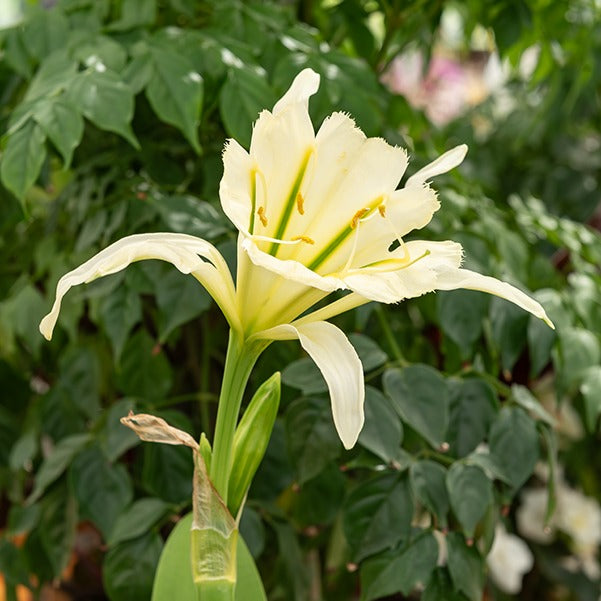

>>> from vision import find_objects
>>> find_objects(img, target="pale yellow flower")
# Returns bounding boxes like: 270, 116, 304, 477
40, 69, 552, 449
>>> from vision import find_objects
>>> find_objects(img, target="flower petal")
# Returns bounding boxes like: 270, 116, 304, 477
40, 233, 239, 340
406, 144, 468, 186
220, 138, 254, 234
255, 321, 365, 449
435, 268, 554, 328
273, 68, 320, 115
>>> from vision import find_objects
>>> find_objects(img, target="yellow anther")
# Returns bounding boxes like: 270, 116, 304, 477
296, 193, 305, 215
291, 235, 314, 245
351, 208, 369, 229
257, 206, 268, 227
378, 205, 386, 217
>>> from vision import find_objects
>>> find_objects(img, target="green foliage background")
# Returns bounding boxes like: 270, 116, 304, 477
1, 0, 600, 600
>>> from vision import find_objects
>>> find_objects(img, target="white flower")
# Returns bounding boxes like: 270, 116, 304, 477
39, 69, 553, 450
487, 525, 534, 594
557, 487, 601, 555
516, 487, 556, 544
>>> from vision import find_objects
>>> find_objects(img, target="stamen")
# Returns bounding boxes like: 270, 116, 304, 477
291, 235, 314, 244
340, 221, 362, 274
257, 206, 268, 227
351, 208, 369, 229
378, 204, 386, 217
296, 193, 305, 215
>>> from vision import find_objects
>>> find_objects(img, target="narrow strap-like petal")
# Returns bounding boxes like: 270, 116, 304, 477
406, 144, 468, 186
253, 320, 365, 449
435, 267, 554, 328
39, 233, 240, 340
273, 68, 320, 115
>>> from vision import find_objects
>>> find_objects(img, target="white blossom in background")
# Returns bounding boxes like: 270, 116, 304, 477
487, 525, 534, 594
517, 487, 556, 544
0, 0, 22, 28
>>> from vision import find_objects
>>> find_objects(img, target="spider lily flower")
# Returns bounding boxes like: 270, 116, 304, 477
40, 68, 552, 450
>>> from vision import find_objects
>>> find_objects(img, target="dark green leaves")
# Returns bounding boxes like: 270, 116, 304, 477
410, 460, 449, 527
1, 120, 47, 199
384, 366, 449, 448
446, 533, 485, 601
343, 473, 413, 562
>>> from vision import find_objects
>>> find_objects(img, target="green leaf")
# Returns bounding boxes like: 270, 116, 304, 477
359, 386, 403, 462
101, 399, 140, 462
108, 0, 157, 31
229, 373, 281, 516
383, 366, 449, 448
285, 397, 340, 483
558, 327, 601, 388
282, 359, 327, 395
348, 333, 388, 371
446, 379, 497, 457
360, 531, 439, 600
145, 46, 203, 152
108, 498, 171, 546
423, 568, 468, 601
446, 533, 484, 601
1, 119, 47, 200
581, 365, 601, 432
34, 98, 84, 167
511, 384, 556, 426
294, 464, 345, 527
117, 330, 173, 400
220, 67, 276, 148
23, 10, 69, 61
27, 433, 91, 504
67, 69, 139, 148
98, 283, 142, 360
410, 460, 450, 528
489, 407, 539, 490
155, 269, 211, 343
490, 297, 529, 371
343, 473, 413, 562
154, 195, 230, 240
57, 344, 101, 418
152, 513, 267, 601
104, 532, 163, 601
70, 446, 133, 539
446, 464, 493, 538
122, 51, 154, 94
437, 290, 488, 352
24, 51, 78, 103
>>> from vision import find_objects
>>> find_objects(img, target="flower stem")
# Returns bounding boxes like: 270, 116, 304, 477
209, 330, 263, 502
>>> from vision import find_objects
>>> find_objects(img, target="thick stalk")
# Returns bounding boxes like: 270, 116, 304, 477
209, 330, 263, 502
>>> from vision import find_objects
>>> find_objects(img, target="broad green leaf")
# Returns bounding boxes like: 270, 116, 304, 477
558, 327, 601, 388
154, 195, 230, 240
348, 333, 388, 371
122, 51, 154, 93
229, 373, 281, 516
220, 67, 276, 148
117, 330, 173, 400
108, 0, 157, 30
0, 540, 30, 586
271, 520, 311, 601
34, 98, 84, 167
104, 532, 163, 601
343, 473, 413, 562
67, 69, 139, 148
423, 568, 469, 601
511, 384, 556, 426
489, 407, 539, 490
155, 270, 211, 343
101, 399, 140, 462
69, 445, 133, 538
38, 483, 78, 578
437, 289, 488, 352
3, 28, 32, 78
1, 120, 47, 200
152, 513, 267, 601
57, 344, 101, 418
446, 533, 484, 601
239, 508, 265, 559
383, 366, 449, 448
24, 51, 78, 103
490, 297, 529, 371
410, 460, 449, 527
446, 379, 497, 457
23, 10, 69, 61
282, 359, 327, 395
285, 397, 340, 483
71, 34, 128, 72
360, 531, 438, 600
581, 365, 601, 432
27, 433, 91, 504
446, 464, 493, 538
359, 386, 403, 463
145, 47, 203, 152
108, 498, 171, 546
293, 464, 345, 527
98, 283, 142, 360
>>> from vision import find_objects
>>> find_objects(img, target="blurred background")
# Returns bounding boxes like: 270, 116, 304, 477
0, 1, 600, 600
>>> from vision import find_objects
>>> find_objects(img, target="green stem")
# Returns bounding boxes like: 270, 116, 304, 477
195, 580, 234, 601
209, 330, 264, 502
